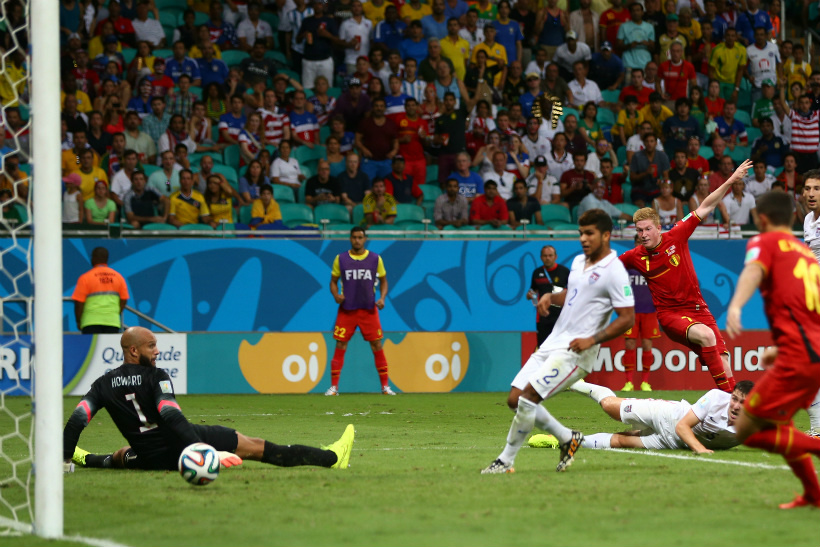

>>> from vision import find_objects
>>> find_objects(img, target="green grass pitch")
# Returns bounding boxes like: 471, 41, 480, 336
1, 391, 817, 547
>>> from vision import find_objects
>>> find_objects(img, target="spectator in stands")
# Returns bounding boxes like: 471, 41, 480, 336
626, 120, 664, 166
196, 43, 230, 89
567, 60, 602, 109
668, 149, 699, 199
422, 0, 448, 40
615, 95, 642, 149
63, 94, 90, 135
237, 159, 269, 205
619, 68, 652, 107
483, 150, 516, 200
554, 32, 591, 84
440, 18, 470, 81
534, 0, 567, 61
146, 58, 174, 97
618, 2, 654, 80
363, 0, 389, 25
362, 178, 397, 225
270, 140, 304, 199
743, 158, 776, 198
590, 41, 624, 92
521, 117, 551, 160
643, 60, 660, 90
506, 133, 530, 180
708, 28, 745, 101
339, 1, 373, 75
132, 0, 165, 48
561, 114, 588, 158
201, 175, 234, 226
158, 114, 197, 161
433, 91, 467, 186
662, 98, 702, 155
784, 43, 809, 101
545, 132, 573, 182
84, 179, 116, 226
237, 2, 274, 51
189, 26, 222, 59
751, 80, 776, 127
577, 179, 632, 221
147, 150, 181, 197
400, 20, 428, 65
640, 92, 673, 138
434, 177, 469, 228
167, 169, 211, 227
685, 136, 709, 174
746, 26, 781, 105
491, 2, 523, 65
567, 0, 598, 52
62, 129, 99, 176
559, 151, 594, 209
525, 47, 549, 81
630, 133, 669, 206
722, 177, 757, 227
579, 103, 604, 148
123, 175, 163, 226
599, 157, 624, 203
374, 5, 406, 52
0, 153, 27, 204
338, 152, 370, 211
126, 78, 154, 118
218, 95, 247, 145
660, 42, 696, 104
258, 89, 292, 147
777, 153, 802, 195
334, 78, 372, 131
62, 173, 84, 224
780, 90, 820, 174
706, 134, 726, 172
450, 151, 484, 200
708, 153, 736, 192
517, 72, 543, 120
383, 155, 419, 204
62, 74, 92, 115
97, 1, 136, 48
507, 179, 542, 228
714, 100, 748, 150
329, 115, 356, 153
395, 97, 427, 189
469, 179, 508, 228
704, 78, 725, 120
284, 0, 313, 75
237, 112, 265, 167
355, 97, 399, 183
651, 179, 683, 225
299, 0, 349, 90
750, 117, 787, 170
121, 113, 154, 167
250, 184, 283, 227
542, 62, 572, 107
165, 40, 202, 86
526, 154, 560, 205
658, 12, 687, 61
109, 148, 138, 206
599, 0, 629, 48
206, 0, 239, 50
471, 24, 507, 84
586, 139, 618, 178
86, 111, 111, 157
458, 8, 483, 53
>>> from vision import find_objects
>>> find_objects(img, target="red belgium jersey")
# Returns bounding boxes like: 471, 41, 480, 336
745, 231, 820, 364
620, 212, 708, 311
396, 114, 426, 162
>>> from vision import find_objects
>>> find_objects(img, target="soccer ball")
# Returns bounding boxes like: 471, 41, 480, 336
178, 443, 220, 486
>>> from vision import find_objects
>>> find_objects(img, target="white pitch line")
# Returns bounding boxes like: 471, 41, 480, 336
0, 516, 133, 547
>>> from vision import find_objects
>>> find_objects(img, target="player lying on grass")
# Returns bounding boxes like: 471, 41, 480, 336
481, 209, 635, 474
567, 379, 753, 453
64, 327, 355, 471
619, 159, 755, 393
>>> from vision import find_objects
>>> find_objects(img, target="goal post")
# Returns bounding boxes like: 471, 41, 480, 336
31, 0, 63, 538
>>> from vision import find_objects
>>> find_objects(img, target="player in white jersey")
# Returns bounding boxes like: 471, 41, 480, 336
481, 209, 635, 474
802, 173, 820, 436
568, 380, 753, 452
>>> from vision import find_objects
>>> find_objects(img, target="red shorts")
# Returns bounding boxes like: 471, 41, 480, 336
333, 307, 383, 342
656, 308, 727, 354
624, 312, 661, 340
744, 361, 820, 423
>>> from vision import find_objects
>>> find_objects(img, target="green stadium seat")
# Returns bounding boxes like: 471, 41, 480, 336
395, 203, 426, 226
260, 11, 280, 30
221, 50, 250, 67
264, 50, 288, 66
616, 145, 626, 166
560, 107, 580, 121
273, 185, 295, 203
159, 11, 178, 28
728, 145, 750, 164
179, 223, 215, 231
153, 48, 173, 59
478, 224, 513, 238
615, 203, 640, 216
352, 203, 364, 225
401, 222, 429, 236
746, 127, 761, 144
314, 203, 351, 225
550, 222, 579, 238
280, 203, 314, 227
327, 87, 342, 98
426, 164, 439, 182
212, 164, 239, 184
596, 109, 616, 126
122, 48, 137, 66
216, 222, 237, 238
279, 68, 301, 84
419, 184, 442, 203
601, 89, 620, 104
163, 25, 175, 46
734, 110, 752, 127
293, 145, 326, 165
156, 0, 188, 10
319, 125, 330, 143
458, 225, 481, 237
223, 145, 241, 168
142, 222, 178, 231
142, 164, 161, 177
699, 145, 714, 160
541, 204, 571, 224
239, 204, 253, 224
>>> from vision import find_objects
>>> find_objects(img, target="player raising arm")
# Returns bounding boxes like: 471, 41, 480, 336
619, 159, 754, 392
727, 189, 820, 509
481, 209, 634, 474
567, 379, 753, 453
65, 327, 355, 472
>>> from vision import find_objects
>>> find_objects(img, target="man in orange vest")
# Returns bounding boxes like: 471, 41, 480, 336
72, 247, 129, 334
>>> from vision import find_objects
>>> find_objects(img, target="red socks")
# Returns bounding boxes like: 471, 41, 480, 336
623, 348, 636, 384
330, 347, 346, 389
640, 350, 653, 384
699, 345, 734, 392
745, 425, 820, 502
374, 349, 389, 388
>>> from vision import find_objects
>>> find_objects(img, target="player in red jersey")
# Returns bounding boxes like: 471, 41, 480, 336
395, 97, 428, 195
620, 159, 754, 392
727, 189, 820, 509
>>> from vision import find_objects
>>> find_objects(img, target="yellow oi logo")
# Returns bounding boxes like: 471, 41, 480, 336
238, 333, 327, 393
384, 333, 469, 392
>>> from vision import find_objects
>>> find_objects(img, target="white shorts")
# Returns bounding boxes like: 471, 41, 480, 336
511, 349, 589, 401
619, 399, 690, 450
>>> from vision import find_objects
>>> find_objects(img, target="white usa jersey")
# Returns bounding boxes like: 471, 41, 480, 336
540, 250, 634, 371
690, 389, 741, 450
804, 212, 820, 262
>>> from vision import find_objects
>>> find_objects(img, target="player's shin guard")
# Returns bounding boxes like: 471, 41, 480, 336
330, 347, 346, 388
262, 441, 337, 468
498, 397, 538, 465
745, 424, 820, 458
640, 351, 653, 384
623, 348, 636, 384
699, 345, 733, 392
373, 348, 389, 388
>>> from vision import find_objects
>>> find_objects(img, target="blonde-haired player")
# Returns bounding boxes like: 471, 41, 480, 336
619, 159, 754, 392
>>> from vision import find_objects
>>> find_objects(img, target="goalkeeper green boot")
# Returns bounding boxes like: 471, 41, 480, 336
72, 446, 90, 467
326, 424, 355, 469
528, 434, 559, 448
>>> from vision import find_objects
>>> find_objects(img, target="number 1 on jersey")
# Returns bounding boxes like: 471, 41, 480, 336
125, 393, 158, 433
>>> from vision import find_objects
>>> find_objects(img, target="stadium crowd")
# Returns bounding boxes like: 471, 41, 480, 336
0, 0, 817, 232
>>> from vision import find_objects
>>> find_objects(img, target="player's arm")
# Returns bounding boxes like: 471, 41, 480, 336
568, 306, 635, 352
154, 382, 200, 447
330, 255, 344, 304
536, 288, 566, 316
695, 159, 753, 220
63, 390, 101, 461
726, 261, 765, 338
674, 409, 713, 454
376, 256, 387, 309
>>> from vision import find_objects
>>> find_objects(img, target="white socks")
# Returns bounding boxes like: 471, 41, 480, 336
569, 380, 616, 404
809, 390, 820, 431
582, 433, 613, 449
499, 397, 537, 465
534, 404, 572, 445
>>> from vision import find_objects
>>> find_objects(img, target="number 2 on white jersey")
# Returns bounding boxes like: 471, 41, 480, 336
125, 393, 158, 432
566, 288, 578, 307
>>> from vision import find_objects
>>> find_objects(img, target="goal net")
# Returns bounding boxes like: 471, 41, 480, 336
1, 0, 63, 538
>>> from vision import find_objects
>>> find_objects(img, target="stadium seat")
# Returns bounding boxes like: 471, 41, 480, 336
179, 223, 215, 231
699, 146, 714, 159
515, 224, 551, 233
177, 11, 208, 26
401, 222, 429, 236
222, 50, 250, 67
601, 89, 620, 104
615, 203, 639, 216
212, 164, 239, 185
273, 185, 295, 203
478, 224, 512, 238
327, 87, 342, 98
297, 180, 307, 202
153, 48, 173, 59
163, 25, 175, 45
774, 166, 784, 177
280, 203, 314, 227
734, 110, 752, 127
366, 224, 404, 238
319, 125, 330, 143
560, 107, 580, 121
426, 164, 439, 182
746, 127, 761, 144
812, 1, 820, 22
142, 222, 177, 231
223, 145, 241, 168
550, 222, 579, 238
419, 184, 442, 203
596, 108, 615, 126
238, 204, 253, 224
159, 11, 178, 28
142, 164, 161, 177
728, 145, 750, 164
314, 203, 351, 225
458, 225, 482, 237
352, 204, 364, 225
156, 0, 188, 10
122, 48, 137, 66
264, 50, 288, 66
395, 204, 426, 226
616, 145, 626, 166
325, 222, 355, 239
280, 68, 301, 84
293, 145, 326, 165
541, 204, 571, 224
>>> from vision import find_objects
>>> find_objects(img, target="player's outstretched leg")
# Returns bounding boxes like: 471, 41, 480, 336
568, 380, 616, 404
236, 424, 355, 469
482, 396, 538, 474
689, 324, 734, 392
72, 446, 115, 468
